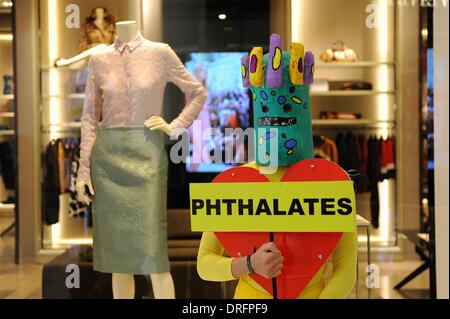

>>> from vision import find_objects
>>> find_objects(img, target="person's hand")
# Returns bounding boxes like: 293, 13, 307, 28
144, 116, 173, 136
76, 180, 95, 206
250, 242, 284, 279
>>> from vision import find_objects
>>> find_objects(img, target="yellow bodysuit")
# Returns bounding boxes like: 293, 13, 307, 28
197, 163, 357, 299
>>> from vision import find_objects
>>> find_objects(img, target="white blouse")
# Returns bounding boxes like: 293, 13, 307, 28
77, 33, 207, 181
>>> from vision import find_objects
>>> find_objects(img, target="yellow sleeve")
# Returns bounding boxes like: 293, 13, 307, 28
319, 231, 357, 299
197, 232, 236, 282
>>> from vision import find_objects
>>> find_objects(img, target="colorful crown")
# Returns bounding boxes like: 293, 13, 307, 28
241, 34, 315, 167
241, 34, 315, 89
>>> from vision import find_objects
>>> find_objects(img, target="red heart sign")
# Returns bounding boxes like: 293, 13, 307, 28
213, 158, 350, 299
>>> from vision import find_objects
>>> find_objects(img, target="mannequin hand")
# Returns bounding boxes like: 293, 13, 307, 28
144, 116, 173, 136
250, 242, 284, 279
76, 180, 95, 206
55, 58, 68, 67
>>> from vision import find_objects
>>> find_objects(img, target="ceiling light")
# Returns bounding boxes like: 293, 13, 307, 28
2, 1, 13, 7
218, 13, 227, 20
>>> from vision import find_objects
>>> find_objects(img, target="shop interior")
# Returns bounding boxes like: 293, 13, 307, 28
0, 0, 448, 299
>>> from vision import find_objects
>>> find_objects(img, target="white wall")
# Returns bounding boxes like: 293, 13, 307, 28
433, 4, 449, 300
141, 0, 163, 42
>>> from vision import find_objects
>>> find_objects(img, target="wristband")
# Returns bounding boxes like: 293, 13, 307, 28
247, 254, 256, 274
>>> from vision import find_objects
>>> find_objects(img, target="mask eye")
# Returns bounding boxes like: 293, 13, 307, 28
283, 103, 292, 113
262, 105, 269, 113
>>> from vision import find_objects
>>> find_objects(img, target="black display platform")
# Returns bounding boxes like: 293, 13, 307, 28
42, 245, 222, 299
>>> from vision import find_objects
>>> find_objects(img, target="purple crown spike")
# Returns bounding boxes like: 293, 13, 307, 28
241, 55, 250, 88
266, 34, 284, 88
304, 51, 315, 84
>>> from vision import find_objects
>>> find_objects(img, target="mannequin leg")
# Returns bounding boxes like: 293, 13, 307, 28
112, 273, 135, 299
150, 272, 175, 299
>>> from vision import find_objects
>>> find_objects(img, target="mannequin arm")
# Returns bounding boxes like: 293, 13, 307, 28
76, 180, 95, 206
77, 58, 102, 182
165, 45, 207, 129
55, 44, 108, 68
144, 116, 173, 136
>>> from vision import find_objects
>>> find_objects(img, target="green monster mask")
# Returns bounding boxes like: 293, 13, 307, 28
241, 34, 315, 167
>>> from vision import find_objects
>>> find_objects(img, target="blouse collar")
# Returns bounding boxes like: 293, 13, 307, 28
114, 32, 144, 54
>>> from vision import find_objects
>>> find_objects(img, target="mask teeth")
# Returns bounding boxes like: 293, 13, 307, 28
241, 55, 250, 88
289, 42, 305, 85
304, 51, 315, 84
249, 47, 264, 87
266, 33, 284, 88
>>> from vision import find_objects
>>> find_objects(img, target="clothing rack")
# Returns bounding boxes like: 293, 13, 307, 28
0, 130, 15, 136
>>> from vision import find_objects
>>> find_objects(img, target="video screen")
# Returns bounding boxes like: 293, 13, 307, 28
184, 52, 251, 173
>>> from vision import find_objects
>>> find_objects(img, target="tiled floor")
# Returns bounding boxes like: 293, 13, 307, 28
0, 215, 41, 298
0, 215, 431, 299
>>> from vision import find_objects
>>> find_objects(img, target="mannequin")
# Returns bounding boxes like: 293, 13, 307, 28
76, 20, 203, 299
115, 20, 138, 43
77, 7, 116, 53
55, 45, 108, 68
56, 7, 116, 68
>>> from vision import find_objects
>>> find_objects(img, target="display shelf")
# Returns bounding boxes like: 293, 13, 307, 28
42, 122, 81, 132
0, 112, 14, 118
0, 130, 14, 136
0, 95, 14, 100
0, 203, 15, 213
42, 93, 85, 99
315, 61, 395, 68
312, 119, 395, 127
310, 90, 395, 97
0, 7, 12, 14
0, 33, 13, 41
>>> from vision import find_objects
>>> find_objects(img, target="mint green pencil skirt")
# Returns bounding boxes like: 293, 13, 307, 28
90, 126, 169, 275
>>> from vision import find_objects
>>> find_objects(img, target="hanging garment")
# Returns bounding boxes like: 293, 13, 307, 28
0, 141, 15, 190
42, 140, 61, 225
345, 131, 359, 171
68, 142, 90, 218
335, 132, 349, 170
357, 134, 369, 193
314, 135, 339, 163
366, 136, 382, 228
63, 139, 77, 192
387, 137, 396, 179
57, 141, 67, 194
90, 127, 169, 274
335, 131, 358, 170
380, 137, 397, 180
323, 137, 339, 163
313, 135, 330, 160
